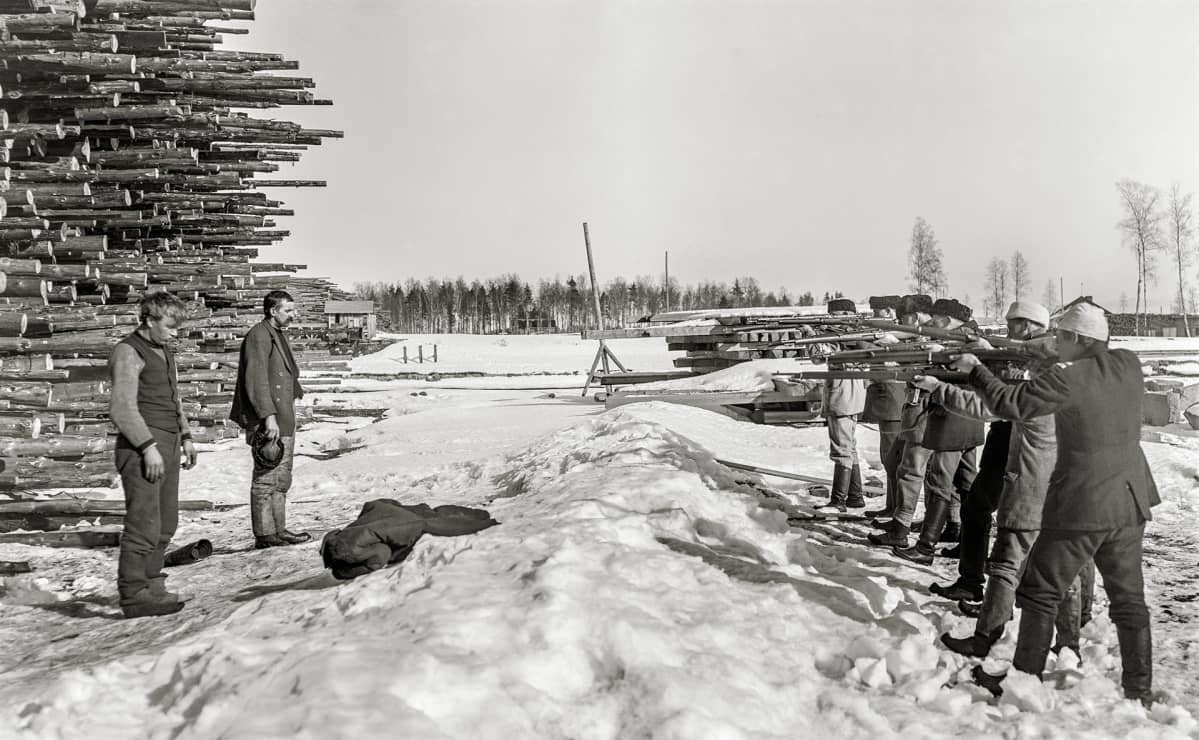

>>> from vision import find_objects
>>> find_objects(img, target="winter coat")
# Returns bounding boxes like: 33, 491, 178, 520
968, 348, 1159, 530
860, 381, 906, 423
230, 320, 305, 436
320, 498, 499, 580
823, 378, 867, 417
931, 382, 1055, 529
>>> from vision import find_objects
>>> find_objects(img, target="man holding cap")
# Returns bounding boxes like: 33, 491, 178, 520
949, 302, 1160, 705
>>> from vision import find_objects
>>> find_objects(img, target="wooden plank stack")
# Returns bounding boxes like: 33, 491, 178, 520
0, 0, 361, 494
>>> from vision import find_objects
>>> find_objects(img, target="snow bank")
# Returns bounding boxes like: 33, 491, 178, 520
4, 403, 1194, 739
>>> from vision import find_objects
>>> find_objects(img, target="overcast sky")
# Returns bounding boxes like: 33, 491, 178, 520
234, 0, 1198, 311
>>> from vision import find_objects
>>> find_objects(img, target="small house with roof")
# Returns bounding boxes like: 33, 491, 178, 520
323, 300, 377, 339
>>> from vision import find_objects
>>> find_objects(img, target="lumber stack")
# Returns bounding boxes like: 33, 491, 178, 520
0, 0, 368, 492
586, 307, 872, 377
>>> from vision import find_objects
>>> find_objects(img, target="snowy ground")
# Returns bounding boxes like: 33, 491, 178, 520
1, 334, 1198, 739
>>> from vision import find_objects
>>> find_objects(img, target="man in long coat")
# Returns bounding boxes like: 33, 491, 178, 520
231, 290, 310, 548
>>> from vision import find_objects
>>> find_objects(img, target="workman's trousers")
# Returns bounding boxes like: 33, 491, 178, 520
827, 415, 860, 468
1013, 524, 1149, 695
250, 435, 295, 537
878, 420, 902, 511
115, 427, 180, 604
894, 442, 973, 528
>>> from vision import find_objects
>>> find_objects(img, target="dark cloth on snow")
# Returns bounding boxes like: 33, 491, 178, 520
320, 498, 498, 580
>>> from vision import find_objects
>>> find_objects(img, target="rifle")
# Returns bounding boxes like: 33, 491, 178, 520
823, 347, 1041, 367
784, 330, 889, 347
859, 319, 1026, 349
790, 368, 969, 382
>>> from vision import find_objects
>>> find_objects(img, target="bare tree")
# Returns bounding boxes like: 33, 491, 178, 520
1041, 279, 1058, 311
1120, 292, 1129, 313
1010, 251, 1030, 300
1167, 184, 1194, 336
984, 257, 1010, 318
908, 217, 947, 296
1116, 179, 1164, 335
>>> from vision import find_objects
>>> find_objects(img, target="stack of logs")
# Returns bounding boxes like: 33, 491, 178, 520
0, 0, 351, 493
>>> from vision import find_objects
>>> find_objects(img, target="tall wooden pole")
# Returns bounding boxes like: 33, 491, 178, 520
665, 250, 670, 312
583, 222, 603, 330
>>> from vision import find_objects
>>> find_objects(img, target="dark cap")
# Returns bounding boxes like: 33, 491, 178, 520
898, 294, 933, 316
827, 298, 857, 314
250, 430, 285, 470
868, 295, 902, 311
931, 298, 973, 322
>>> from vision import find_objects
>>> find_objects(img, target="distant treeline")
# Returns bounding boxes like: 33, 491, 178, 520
353, 276, 845, 333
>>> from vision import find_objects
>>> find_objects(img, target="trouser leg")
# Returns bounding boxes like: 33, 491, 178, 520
1012, 529, 1099, 678
976, 529, 1037, 640
827, 415, 858, 468
272, 436, 295, 533
145, 430, 180, 592
876, 428, 904, 515
915, 449, 963, 547
893, 442, 932, 527
1091, 523, 1152, 699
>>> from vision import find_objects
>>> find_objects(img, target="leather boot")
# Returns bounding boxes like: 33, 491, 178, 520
121, 588, 185, 619
816, 465, 852, 513
867, 520, 909, 548
939, 544, 962, 559
1011, 611, 1057, 680
893, 496, 950, 564
147, 576, 181, 603
941, 627, 1002, 658
255, 534, 288, 549
845, 465, 866, 509
930, 579, 983, 602
278, 530, 312, 545
864, 506, 894, 519
1116, 625, 1154, 706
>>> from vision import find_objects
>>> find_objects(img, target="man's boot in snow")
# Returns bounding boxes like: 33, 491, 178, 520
816, 465, 852, 514
941, 627, 1002, 658
867, 519, 909, 548
958, 599, 982, 618
940, 544, 962, 559
972, 665, 1005, 697
893, 496, 950, 565
930, 578, 983, 602
1117, 625, 1154, 706
845, 465, 866, 509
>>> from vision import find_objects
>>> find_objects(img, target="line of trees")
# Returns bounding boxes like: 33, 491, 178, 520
354, 276, 843, 334
1117, 179, 1196, 336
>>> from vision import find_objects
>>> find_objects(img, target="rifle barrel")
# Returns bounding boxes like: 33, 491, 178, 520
860, 319, 1025, 349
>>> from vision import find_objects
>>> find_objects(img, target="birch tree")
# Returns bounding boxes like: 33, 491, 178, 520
1167, 183, 1194, 336
1116, 179, 1164, 335
1010, 251, 1030, 300
908, 217, 947, 296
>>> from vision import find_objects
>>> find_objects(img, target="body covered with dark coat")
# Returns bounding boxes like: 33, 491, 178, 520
321, 498, 498, 579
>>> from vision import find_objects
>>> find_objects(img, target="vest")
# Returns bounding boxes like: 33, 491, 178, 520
121, 330, 181, 434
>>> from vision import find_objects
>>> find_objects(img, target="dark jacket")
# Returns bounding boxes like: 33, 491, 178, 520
932, 382, 1054, 530
968, 348, 1159, 530
230, 319, 305, 435
320, 499, 499, 579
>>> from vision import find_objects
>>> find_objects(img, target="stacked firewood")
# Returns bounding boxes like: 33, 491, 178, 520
0, 0, 352, 493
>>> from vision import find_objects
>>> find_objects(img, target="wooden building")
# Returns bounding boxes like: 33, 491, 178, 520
324, 301, 377, 339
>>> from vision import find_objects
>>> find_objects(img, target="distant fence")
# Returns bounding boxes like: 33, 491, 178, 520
399, 344, 438, 364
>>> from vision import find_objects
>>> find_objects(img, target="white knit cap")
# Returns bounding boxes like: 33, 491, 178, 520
1056, 303, 1109, 342
1005, 300, 1050, 328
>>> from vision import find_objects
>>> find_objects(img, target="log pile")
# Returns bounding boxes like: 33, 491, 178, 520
0, 0, 358, 492
586, 307, 874, 377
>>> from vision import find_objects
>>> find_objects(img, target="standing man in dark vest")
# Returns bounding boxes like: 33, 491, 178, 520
231, 290, 310, 549
951, 303, 1161, 705
108, 291, 197, 619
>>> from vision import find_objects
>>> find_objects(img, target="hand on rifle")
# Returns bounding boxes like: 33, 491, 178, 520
966, 338, 994, 351
910, 375, 944, 393
948, 353, 982, 372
